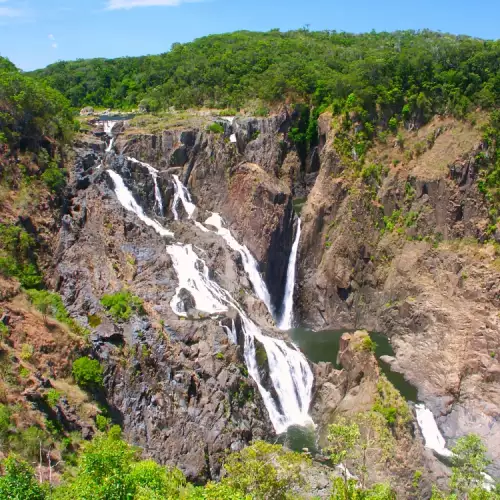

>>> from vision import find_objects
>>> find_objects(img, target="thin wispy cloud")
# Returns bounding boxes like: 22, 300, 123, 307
106, 0, 195, 9
0, 0, 23, 18
51, 43, 58, 49
48, 34, 55, 40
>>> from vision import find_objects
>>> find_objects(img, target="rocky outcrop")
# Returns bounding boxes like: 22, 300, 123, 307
114, 114, 298, 313
297, 115, 500, 475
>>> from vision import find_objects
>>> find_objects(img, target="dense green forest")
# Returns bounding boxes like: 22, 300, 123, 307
0, 56, 74, 151
32, 29, 500, 123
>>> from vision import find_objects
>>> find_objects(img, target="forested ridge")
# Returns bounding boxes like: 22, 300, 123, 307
31, 29, 500, 122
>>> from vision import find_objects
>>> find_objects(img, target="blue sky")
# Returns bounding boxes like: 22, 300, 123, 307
1, 0, 500, 71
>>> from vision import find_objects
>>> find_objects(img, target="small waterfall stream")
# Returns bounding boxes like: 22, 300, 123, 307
106, 162, 314, 434
278, 218, 301, 330
126, 157, 164, 216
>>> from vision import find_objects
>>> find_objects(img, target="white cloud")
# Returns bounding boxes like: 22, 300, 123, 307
51, 43, 58, 49
106, 0, 192, 9
0, 6, 23, 17
48, 33, 55, 40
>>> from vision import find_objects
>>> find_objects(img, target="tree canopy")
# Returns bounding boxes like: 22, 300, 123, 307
31, 29, 500, 122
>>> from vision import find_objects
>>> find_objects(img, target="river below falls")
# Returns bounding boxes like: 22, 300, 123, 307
290, 327, 419, 403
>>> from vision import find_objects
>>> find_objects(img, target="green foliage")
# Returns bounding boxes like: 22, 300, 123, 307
0, 404, 11, 442
46, 388, 61, 407
372, 375, 412, 429
219, 440, 309, 500
450, 434, 492, 496
359, 336, 377, 353
72, 357, 104, 390
95, 414, 111, 432
20, 343, 34, 361
0, 56, 73, 151
0, 224, 43, 289
327, 419, 361, 467
0, 456, 47, 500
100, 291, 144, 322
206, 122, 225, 134
41, 164, 67, 193
26, 289, 89, 336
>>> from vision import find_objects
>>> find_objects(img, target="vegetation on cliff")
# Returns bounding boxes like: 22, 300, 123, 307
0, 56, 74, 152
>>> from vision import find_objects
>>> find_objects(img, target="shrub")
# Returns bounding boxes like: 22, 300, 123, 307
45, 389, 61, 407
41, 165, 66, 193
72, 357, 103, 389
220, 440, 309, 499
26, 289, 89, 336
0, 224, 42, 289
100, 291, 144, 322
95, 414, 111, 432
20, 343, 34, 361
206, 122, 225, 134
0, 403, 11, 442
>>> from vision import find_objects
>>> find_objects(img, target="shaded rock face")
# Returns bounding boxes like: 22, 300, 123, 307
297, 116, 500, 473
53, 147, 276, 481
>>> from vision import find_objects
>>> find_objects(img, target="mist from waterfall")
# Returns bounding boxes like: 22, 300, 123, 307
278, 218, 301, 330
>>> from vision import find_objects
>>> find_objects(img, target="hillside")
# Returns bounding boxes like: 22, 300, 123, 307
31, 29, 500, 117
1, 30, 500, 498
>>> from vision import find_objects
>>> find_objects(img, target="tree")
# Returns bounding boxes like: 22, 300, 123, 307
450, 434, 492, 497
219, 440, 310, 500
0, 456, 47, 500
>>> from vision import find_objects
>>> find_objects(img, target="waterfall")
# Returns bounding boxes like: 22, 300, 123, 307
125, 157, 163, 216
166, 239, 313, 434
415, 404, 452, 457
278, 218, 301, 330
107, 170, 173, 238
103, 121, 118, 153
204, 213, 273, 316
106, 166, 313, 435
172, 174, 196, 220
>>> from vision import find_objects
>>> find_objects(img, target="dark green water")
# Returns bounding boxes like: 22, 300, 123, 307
292, 197, 307, 215
290, 328, 419, 402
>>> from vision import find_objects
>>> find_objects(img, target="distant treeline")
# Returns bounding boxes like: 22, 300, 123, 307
30, 29, 500, 125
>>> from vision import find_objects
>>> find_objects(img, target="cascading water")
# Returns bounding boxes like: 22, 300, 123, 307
107, 170, 173, 238
106, 166, 313, 434
126, 157, 164, 216
104, 121, 118, 153
171, 174, 196, 220
415, 404, 452, 457
204, 213, 273, 316
278, 218, 301, 330
165, 237, 313, 434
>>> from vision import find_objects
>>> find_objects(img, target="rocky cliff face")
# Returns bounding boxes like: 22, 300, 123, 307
36, 110, 499, 491
115, 113, 299, 314
297, 114, 500, 473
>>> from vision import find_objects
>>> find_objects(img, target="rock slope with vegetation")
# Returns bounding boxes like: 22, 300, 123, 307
1, 26, 500, 499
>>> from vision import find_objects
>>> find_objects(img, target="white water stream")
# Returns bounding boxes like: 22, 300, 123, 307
125, 157, 164, 216
171, 174, 196, 220
415, 404, 452, 457
106, 163, 313, 434
107, 170, 173, 238
204, 213, 273, 316
278, 219, 301, 330
104, 121, 118, 153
